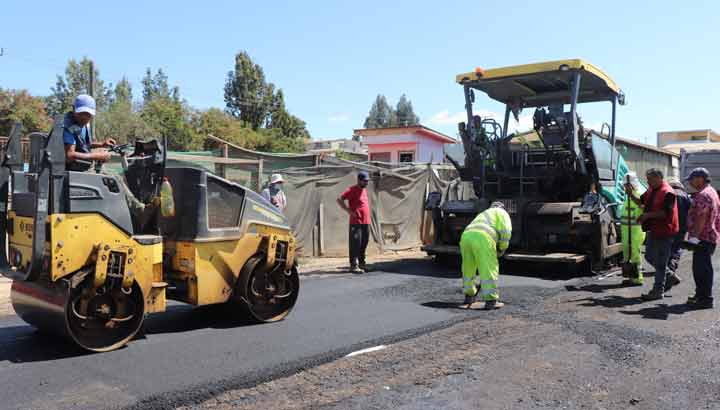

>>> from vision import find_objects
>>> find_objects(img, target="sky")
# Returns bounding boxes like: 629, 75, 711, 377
2, 0, 720, 145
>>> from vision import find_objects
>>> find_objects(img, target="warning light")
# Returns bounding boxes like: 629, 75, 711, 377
475, 67, 485, 77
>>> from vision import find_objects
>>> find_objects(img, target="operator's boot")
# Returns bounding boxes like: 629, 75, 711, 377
641, 288, 664, 301
664, 273, 681, 292
463, 294, 476, 306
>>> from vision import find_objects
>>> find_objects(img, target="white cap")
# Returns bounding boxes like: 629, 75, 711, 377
270, 174, 284, 184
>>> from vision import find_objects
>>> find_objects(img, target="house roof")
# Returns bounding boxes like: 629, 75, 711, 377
657, 129, 719, 136
661, 142, 720, 154
354, 125, 456, 144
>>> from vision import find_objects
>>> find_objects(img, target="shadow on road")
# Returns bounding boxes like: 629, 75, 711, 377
368, 258, 460, 278
0, 326, 89, 363
572, 295, 647, 309
369, 257, 592, 282
619, 303, 696, 320
565, 283, 635, 293
141, 304, 259, 336
421, 301, 466, 310
0, 304, 263, 364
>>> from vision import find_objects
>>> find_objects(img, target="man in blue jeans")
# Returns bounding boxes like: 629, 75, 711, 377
627, 169, 679, 301
685, 168, 720, 309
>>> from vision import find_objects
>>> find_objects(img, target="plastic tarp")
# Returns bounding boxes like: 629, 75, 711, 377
272, 164, 457, 257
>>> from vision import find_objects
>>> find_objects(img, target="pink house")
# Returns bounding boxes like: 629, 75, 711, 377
354, 125, 456, 164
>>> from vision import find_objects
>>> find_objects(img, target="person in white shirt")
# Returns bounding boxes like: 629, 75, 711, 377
261, 174, 287, 212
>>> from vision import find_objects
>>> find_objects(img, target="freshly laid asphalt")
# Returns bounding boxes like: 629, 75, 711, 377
0, 258, 570, 410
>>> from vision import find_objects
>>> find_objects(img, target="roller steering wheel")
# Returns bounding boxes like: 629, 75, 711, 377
94, 143, 132, 173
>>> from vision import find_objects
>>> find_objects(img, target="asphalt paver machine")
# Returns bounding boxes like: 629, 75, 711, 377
424, 59, 630, 272
0, 118, 299, 352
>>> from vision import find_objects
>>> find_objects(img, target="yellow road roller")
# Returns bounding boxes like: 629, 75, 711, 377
0, 119, 299, 352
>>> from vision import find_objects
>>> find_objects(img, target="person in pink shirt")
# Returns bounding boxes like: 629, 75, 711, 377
337, 171, 371, 273
685, 167, 720, 309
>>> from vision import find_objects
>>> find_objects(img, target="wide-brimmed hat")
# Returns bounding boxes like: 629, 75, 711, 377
685, 167, 711, 183
270, 174, 284, 184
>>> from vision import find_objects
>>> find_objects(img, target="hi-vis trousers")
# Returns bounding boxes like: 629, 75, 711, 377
460, 230, 499, 301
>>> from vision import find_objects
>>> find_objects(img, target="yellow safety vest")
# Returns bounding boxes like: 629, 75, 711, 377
621, 192, 645, 228
464, 207, 513, 251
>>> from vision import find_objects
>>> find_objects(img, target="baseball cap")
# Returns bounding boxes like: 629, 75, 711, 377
270, 174, 284, 184
73, 94, 96, 116
666, 176, 685, 190
685, 167, 711, 182
357, 171, 369, 180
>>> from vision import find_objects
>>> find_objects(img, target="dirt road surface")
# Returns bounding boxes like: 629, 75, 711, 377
178, 254, 720, 410
0, 252, 718, 410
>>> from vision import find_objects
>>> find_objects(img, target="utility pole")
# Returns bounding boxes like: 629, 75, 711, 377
88, 60, 95, 136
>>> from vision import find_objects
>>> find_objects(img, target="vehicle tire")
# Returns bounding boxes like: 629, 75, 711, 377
233, 255, 299, 323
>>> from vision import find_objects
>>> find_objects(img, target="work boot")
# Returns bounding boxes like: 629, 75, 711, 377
687, 296, 714, 309
664, 274, 681, 292
359, 262, 369, 272
463, 294, 476, 306
484, 300, 505, 310
349, 266, 364, 274
621, 279, 643, 287
641, 288, 664, 301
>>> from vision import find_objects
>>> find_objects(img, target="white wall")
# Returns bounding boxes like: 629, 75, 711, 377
417, 138, 445, 163
363, 133, 448, 163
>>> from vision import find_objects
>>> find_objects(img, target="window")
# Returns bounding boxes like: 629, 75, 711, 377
690, 135, 706, 141
370, 152, 391, 162
398, 151, 415, 163
207, 177, 244, 229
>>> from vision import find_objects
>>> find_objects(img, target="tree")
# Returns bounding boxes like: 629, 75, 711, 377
46, 57, 108, 117
95, 78, 153, 144
395, 94, 419, 127
363, 94, 420, 128
192, 108, 266, 151
0, 88, 52, 136
141, 68, 179, 104
141, 98, 197, 151
223, 51, 311, 151
138, 68, 198, 150
363, 95, 396, 128
267, 89, 311, 142
112, 77, 133, 107
254, 128, 306, 153
224, 51, 275, 129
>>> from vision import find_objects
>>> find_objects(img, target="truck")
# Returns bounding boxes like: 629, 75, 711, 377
680, 148, 720, 194
423, 59, 631, 273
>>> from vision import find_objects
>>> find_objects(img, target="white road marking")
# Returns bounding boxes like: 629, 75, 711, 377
345, 345, 387, 357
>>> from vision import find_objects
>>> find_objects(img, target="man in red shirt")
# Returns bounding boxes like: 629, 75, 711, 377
337, 171, 371, 273
685, 168, 720, 309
